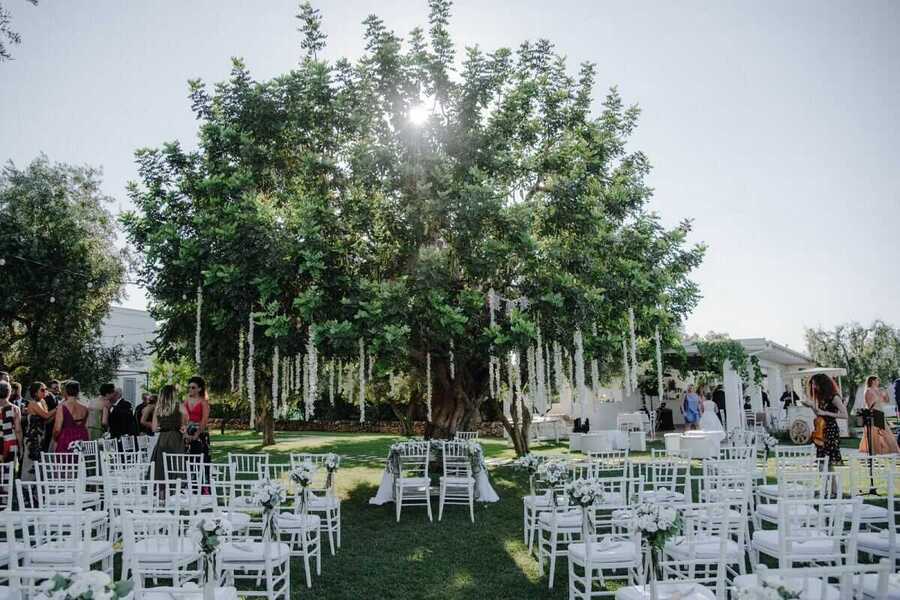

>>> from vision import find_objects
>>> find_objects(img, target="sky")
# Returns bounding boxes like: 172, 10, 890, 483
2, 0, 899, 353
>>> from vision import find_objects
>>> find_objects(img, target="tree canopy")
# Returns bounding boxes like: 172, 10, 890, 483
122, 0, 705, 447
0, 155, 129, 391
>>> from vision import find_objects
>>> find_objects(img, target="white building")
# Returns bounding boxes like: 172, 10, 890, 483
100, 306, 156, 403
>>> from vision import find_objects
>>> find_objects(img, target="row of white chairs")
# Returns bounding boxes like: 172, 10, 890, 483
392, 440, 478, 523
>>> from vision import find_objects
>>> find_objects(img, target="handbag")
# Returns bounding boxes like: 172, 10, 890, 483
811, 416, 826, 446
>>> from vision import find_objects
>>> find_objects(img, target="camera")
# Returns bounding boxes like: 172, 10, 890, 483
186, 422, 199, 436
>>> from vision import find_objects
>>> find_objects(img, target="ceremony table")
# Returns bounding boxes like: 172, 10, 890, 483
369, 445, 500, 505
579, 430, 630, 453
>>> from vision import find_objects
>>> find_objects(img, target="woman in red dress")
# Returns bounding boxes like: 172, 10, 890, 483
184, 375, 211, 463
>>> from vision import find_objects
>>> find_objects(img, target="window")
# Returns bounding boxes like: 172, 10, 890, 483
123, 377, 137, 404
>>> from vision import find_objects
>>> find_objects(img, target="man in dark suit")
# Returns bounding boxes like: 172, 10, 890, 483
712, 385, 727, 426
100, 383, 137, 441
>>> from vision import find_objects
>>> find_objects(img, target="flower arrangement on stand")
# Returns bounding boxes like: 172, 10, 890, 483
565, 479, 606, 548
36, 571, 132, 600
252, 480, 286, 541
762, 435, 779, 460
535, 460, 568, 507
629, 502, 682, 600
289, 462, 317, 516
513, 454, 543, 495
323, 453, 340, 491
190, 515, 232, 600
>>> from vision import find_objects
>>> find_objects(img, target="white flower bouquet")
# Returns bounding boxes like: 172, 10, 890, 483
565, 479, 606, 508
191, 515, 232, 556
324, 453, 340, 472
36, 571, 132, 600
536, 460, 567, 486
289, 463, 317, 489
630, 501, 682, 588
252, 480, 286, 512
513, 454, 543, 473
68, 440, 83, 453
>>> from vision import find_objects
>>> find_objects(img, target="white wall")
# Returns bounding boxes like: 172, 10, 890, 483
100, 306, 156, 400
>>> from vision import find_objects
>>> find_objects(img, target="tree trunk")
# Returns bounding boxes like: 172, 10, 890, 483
389, 400, 415, 437
427, 361, 479, 439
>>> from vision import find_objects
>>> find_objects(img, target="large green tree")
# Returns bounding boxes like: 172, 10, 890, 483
806, 320, 900, 407
0, 155, 129, 391
122, 1, 704, 450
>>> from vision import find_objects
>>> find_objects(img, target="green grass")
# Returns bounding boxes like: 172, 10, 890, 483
208, 431, 889, 600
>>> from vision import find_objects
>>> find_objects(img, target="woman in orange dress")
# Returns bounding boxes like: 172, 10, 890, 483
858, 376, 900, 455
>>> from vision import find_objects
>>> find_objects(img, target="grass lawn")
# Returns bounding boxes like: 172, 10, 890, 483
208, 430, 886, 600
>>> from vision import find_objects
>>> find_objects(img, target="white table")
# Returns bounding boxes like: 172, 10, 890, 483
617, 412, 650, 432
581, 430, 629, 453
615, 582, 716, 600
679, 431, 724, 459
628, 431, 646, 452
569, 432, 584, 452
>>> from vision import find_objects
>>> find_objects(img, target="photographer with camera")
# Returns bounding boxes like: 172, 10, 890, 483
184, 375, 211, 464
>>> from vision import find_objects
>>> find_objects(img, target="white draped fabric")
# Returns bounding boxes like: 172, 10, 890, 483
369, 467, 499, 505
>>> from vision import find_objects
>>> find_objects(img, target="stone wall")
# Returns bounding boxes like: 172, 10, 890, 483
208, 418, 506, 439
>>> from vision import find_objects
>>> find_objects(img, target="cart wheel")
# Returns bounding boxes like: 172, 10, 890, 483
789, 419, 811, 444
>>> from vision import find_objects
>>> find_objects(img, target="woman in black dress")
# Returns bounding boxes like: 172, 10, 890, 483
808, 374, 847, 494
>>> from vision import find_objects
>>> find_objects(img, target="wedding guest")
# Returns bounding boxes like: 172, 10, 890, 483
858, 376, 900, 455
0, 372, 9, 382
139, 394, 157, 435
150, 385, 187, 481
8, 383, 22, 408
184, 376, 211, 463
682, 384, 701, 431
53, 380, 89, 453
101, 383, 137, 441
807, 374, 847, 494
0, 381, 23, 464
41, 379, 60, 452
712, 385, 727, 425
22, 382, 51, 479
780, 386, 799, 409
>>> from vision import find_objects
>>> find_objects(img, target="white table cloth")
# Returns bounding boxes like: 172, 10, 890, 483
615, 582, 715, 600
581, 430, 629, 453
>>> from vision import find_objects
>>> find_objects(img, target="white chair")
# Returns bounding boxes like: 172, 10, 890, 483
636, 458, 690, 505
122, 511, 202, 586
393, 442, 432, 522
567, 514, 644, 599
20, 511, 115, 576
660, 502, 746, 598
275, 485, 321, 588
751, 496, 861, 569
121, 435, 138, 453
857, 461, 900, 567
523, 459, 566, 552
218, 515, 291, 600
756, 455, 828, 504
289, 453, 342, 553
538, 497, 583, 589
438, 441, 475, 523
454, 431, 479, 441
164, 453, 216, 512
844, 454, 895, 529
732, 559, 895, 600
100, 438, 119, 453
0, 463, 13, 511
228, 453, 270, 482
774, 444, 816, 460
206, 464, 252, 534
753, 468, 832, 528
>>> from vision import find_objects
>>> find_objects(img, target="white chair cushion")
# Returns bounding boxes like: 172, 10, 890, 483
219, 511, 251, 530
857, 531, 896, 554
308, 496, 339, 510
29, 541, 113, 564
821, 502, 888, 523
274, 513, 321, 531
663, 535, 743, 560
219, 541, 290, 563
396, 477, 430, 488
641, 490, 685, 503
0, 586, 15, 600
523, 494, 552, 508
860, 573, 900, 599
756, 483, 806, 498
733, 574, 840, 600
568, 538, 638, 565
751, 531, 838, 555
45, 491, 102, 506
538, 510, 583, 529
165, 493, 217, 509
133, 537, 199, 561
755, 503, 818, 520
440, 475, 474, 485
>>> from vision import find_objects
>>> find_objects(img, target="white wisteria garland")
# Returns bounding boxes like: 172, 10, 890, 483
426, 351, 433, 421
622, 338, 632, 395
574, 329, 586, 418
553, 341, 564, 401
195, 285, 203, 367
628, 307, 639, 392
272, 345, 280, 419
536, 327, 547, 413
358, 338, 366, 422
230, 360, 235, 393
238, 327, 245, 399
487, 287, 498, 400
306, 326, 317, 418
247, 314, 256, 428
328, 359, 335, 405
655, 327, 665, 404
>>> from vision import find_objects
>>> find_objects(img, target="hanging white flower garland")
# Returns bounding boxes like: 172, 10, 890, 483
487, 288, 497, 399
655, 326, 665, 404
247, 314, 256, 428
622, 338, 631, 395
194, 285, 203, 368
272, 345, 280, 421
535, 327, 546, 413
358, 338, 366, 423
328, 359, 335, 405
628, 307, 639, 392
426, 351, 432, 421
574, 329, 586, 419
238, 327, 245, 400
306, 325, 317, 418
230, 360, 235, 393
553, 341, 564, 402
590, 323, 600, 402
